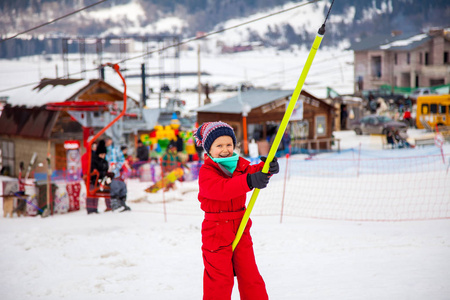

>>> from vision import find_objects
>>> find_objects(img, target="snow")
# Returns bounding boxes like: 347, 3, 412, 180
0, 46, 355, 108
1, 132, 450, 299
213, 1, 327, 45
86, 1, 146, 24
6, 79, 90, 107
380, 34, 428, 50
0, 0, 355, 105
1, 4, 450, 298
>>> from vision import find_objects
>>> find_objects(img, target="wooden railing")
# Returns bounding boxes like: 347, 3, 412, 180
291, 138, 340, 153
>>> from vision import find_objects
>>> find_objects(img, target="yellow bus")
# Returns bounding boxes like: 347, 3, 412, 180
416, 94, 450, 129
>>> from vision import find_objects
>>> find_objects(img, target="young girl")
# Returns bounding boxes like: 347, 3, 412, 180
194, 121, 279, 300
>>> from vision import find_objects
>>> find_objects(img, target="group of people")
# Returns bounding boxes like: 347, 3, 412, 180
385, 128, 413, 149
81, 137, 131, 214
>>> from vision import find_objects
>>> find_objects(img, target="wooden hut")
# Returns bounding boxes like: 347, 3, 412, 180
0, 78, 138, 177
195, 89, 336, 154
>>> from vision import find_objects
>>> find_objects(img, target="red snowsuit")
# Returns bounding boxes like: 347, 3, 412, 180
198, 155, 268, 300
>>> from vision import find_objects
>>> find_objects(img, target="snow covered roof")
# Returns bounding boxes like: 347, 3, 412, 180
348, 32, 431, 52
5, 78, 138, 108
195, 89, 294, 114
6, 78, 91, 108
379, 33, 430, 51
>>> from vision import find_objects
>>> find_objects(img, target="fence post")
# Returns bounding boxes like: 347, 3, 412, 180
160, 157, 167, 222
357, 143, 361, 177
280, 154, 290, 224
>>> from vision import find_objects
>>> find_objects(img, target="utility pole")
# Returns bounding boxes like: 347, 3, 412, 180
197, 44, 202, 107
141, 63, 146, 108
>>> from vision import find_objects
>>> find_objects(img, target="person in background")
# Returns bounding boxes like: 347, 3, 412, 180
176, 132, 186, 163
110, 145, 131, 212
340, 106, 348, 130
403, 108, 412, 127
194, 121, 279, 300
14, 161, 31, 215
121, 145, 134, 166
161, 141, 183, 191
86, 140, 109, 214
281, 130, 291, 156
394, 129, 412, 148
385, 128, 396, 149
81, 139, 97, 178
105, 137, 120, 167
136, 139, 149, 162
104, 136, 123, 211
185, 137, 197, 162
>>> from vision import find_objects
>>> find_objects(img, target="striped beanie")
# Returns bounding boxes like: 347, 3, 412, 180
194, 121, 237, 154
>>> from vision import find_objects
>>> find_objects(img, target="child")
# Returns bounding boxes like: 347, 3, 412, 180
86, 140, 109, 214
194, 121, 279, 300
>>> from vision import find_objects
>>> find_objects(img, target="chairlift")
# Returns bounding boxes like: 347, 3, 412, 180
46, 63, 127, 199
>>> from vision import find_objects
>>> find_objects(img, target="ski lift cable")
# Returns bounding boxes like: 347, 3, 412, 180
0, 0, 323, 93
0, 0, 108, 43
232, 0, 335, 251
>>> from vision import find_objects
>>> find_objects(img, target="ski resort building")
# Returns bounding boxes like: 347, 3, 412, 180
350, 28, 450, 92
195, 89, 336, 155
0, 78, 147, 177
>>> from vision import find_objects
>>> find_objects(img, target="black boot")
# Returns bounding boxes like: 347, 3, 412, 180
111, 198, 122, 211
119, 197, 131, 212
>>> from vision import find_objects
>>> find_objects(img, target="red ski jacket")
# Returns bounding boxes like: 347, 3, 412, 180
198, 155, 264, 214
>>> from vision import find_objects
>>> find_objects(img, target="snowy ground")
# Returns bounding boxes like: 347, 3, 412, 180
1, 130, 450, 300
2, 3, 449, 298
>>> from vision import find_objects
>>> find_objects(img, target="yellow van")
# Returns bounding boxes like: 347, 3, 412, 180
416, 94, 450, 129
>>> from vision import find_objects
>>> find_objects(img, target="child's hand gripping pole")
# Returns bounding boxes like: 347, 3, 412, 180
232, 25, 326, 251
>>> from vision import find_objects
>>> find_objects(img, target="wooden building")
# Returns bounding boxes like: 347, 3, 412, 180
195, 89, 336, 154
0, 78, 138, 177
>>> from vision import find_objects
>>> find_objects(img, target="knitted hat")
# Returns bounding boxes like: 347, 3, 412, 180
96, 140, 107, 155
194, 121, 236, 154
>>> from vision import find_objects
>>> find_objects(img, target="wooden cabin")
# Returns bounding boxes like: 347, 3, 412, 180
0, 78, 137, 177
195, 89, 336, 154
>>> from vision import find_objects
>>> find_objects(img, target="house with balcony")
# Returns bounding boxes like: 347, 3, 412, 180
350, 28, 450, 93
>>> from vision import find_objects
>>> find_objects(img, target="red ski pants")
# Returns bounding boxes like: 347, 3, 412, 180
202, 213, 268, 300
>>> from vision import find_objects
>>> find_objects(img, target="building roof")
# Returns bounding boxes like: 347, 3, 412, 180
5, 78, 138, 108
0, 104, 58, 139
195, 89, 294, 114
6, 79, 91, 107
348, 32, 431, 52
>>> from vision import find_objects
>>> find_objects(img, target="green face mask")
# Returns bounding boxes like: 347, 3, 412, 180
209, 152, 239, 174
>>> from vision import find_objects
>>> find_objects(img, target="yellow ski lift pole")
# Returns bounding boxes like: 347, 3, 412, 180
232, 11, 333, 251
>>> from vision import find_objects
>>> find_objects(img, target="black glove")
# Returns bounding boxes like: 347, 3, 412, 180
260, 156, 279, 174
247, 172, 271, 189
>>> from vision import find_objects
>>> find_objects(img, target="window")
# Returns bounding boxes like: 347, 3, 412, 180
371, 56, 382, 78
0, 140, 15, 176
439, 105, 447, 114
407, 53, 411, 64
421, 104, 429, 114
425, 52, 429, 65
315, 115, 326, 137
394, 53, 398, 65
430, 104, 437, 114
445, 52, 449, 64
419, 52, 423, 64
